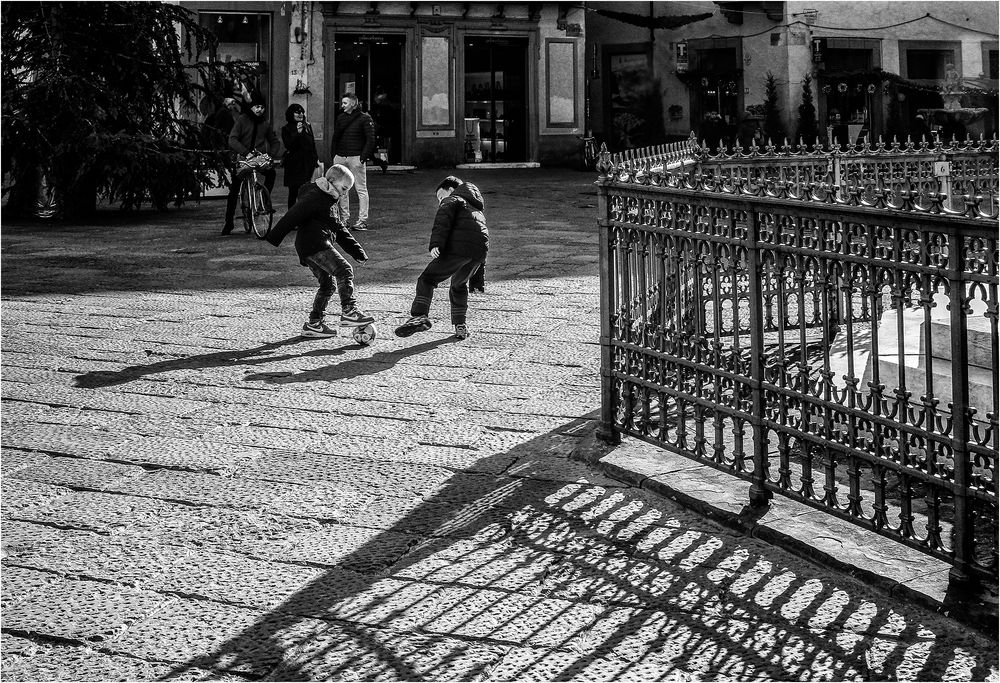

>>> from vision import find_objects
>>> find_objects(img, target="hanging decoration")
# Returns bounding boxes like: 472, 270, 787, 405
676, 68, 743, 89
818, 67, 996, 96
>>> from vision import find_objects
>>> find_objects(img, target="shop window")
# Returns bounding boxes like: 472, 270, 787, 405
825, 49, 872, 73
982, 42, 999, 79
900, 41, 961, 81
603, 47, 658, 151
200, 12, 271, 107
817, 44, 881, 146
465, 37, 528, 162
906, 49, 954, 80
691, 47, 741, 127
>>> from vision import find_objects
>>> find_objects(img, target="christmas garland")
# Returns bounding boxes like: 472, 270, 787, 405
819, 68, 999, 97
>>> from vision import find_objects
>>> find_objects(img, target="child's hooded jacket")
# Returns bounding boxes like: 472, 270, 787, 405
430, 182, 489, 260
266, 180, 367, 265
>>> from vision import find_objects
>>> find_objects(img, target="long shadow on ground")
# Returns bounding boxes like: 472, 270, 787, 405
154, 416, 996, 682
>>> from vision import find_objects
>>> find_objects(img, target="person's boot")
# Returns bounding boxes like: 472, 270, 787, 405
394, 315, 432, 338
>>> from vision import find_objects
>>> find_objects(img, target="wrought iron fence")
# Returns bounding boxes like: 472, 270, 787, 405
596, 146, 999, 587
611, 135, 999, 216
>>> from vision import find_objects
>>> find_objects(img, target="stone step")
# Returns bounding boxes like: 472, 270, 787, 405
876, 354, 996, 417
929, 316, 994, 368
832, 305, 998, 420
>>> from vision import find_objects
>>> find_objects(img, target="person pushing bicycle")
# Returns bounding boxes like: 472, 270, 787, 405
265, 164, 376, 338
221, 90, 281, 236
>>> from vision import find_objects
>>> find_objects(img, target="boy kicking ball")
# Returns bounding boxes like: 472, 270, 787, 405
394, 175, 489, 340
265, 164, 375, 338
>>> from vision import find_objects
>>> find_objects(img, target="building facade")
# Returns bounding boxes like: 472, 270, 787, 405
181, 1, 587, 167
585, 1, 999, 151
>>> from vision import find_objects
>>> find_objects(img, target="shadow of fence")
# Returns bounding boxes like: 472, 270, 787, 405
151, 416, 997, 681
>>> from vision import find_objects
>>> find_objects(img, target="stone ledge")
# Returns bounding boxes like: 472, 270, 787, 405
570, 425, 999, 638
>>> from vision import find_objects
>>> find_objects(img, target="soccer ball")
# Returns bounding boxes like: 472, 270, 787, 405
352, 323, 377, 346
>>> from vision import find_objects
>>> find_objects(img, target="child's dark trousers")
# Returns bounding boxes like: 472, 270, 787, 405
305, 248, 356, 322
411, 254, 484, 325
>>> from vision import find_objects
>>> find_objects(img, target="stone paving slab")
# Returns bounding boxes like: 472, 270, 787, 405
263, 622, 510, 682
0, 448, 53, 476
1, 634, 239, 682
105, 596, 329, 676
9, 456, 145, 492
2, 382, 212, 416
1, 574, 168, 642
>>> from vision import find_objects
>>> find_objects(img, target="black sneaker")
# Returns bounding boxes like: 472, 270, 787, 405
340, 307, 375, 326
301, 321, 337, 338
454, 324, 470, 340
220, 223, 235, 236
394, 315, 432, 338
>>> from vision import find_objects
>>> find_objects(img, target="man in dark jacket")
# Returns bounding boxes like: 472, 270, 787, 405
331, 92, 376, 230
265, 164, 375, 338
394, 176, 489, 340
221, 91, 281, 235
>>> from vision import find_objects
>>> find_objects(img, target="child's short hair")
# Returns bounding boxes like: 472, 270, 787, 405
436, 176, 462, 193
326, 163, 355, 190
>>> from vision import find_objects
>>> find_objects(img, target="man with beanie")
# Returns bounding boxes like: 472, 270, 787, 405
221, 90, 281, 235
331, 92, 376, 231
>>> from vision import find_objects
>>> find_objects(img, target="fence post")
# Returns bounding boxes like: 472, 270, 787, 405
948, 227, 975, 588
596, 150, 620, 444
746, 202, 773, 507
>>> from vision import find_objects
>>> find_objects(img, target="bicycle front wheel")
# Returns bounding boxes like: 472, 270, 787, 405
250, 184, 272, 239
240, 181, 254, 233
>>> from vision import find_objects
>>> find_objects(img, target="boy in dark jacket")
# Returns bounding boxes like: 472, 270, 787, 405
394, 176, 489, 340
266, 164, 376, 338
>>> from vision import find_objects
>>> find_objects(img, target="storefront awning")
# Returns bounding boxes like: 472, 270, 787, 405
591, 8, 714, 30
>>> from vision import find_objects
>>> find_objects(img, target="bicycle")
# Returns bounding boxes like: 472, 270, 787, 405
577, 131, 597, 171
236, 152, 278, 238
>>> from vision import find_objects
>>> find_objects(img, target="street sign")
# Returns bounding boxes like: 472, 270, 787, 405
811, 37, 826, 63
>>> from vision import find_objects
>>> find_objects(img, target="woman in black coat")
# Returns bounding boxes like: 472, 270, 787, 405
280, 103, 320, 207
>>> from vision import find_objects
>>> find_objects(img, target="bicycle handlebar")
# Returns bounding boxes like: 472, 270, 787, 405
237, 154, 279, 170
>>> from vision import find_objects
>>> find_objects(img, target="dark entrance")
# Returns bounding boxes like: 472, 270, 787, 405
464, 37, 528, 162
333, 35, 404, 163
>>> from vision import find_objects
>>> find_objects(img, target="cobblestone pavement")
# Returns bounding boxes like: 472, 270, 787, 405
2, 169, 997, 681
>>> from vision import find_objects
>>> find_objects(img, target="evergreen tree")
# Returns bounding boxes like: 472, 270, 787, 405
762, 71, 786, 144
796, 76, 819, 147
2, 2, 252, 218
